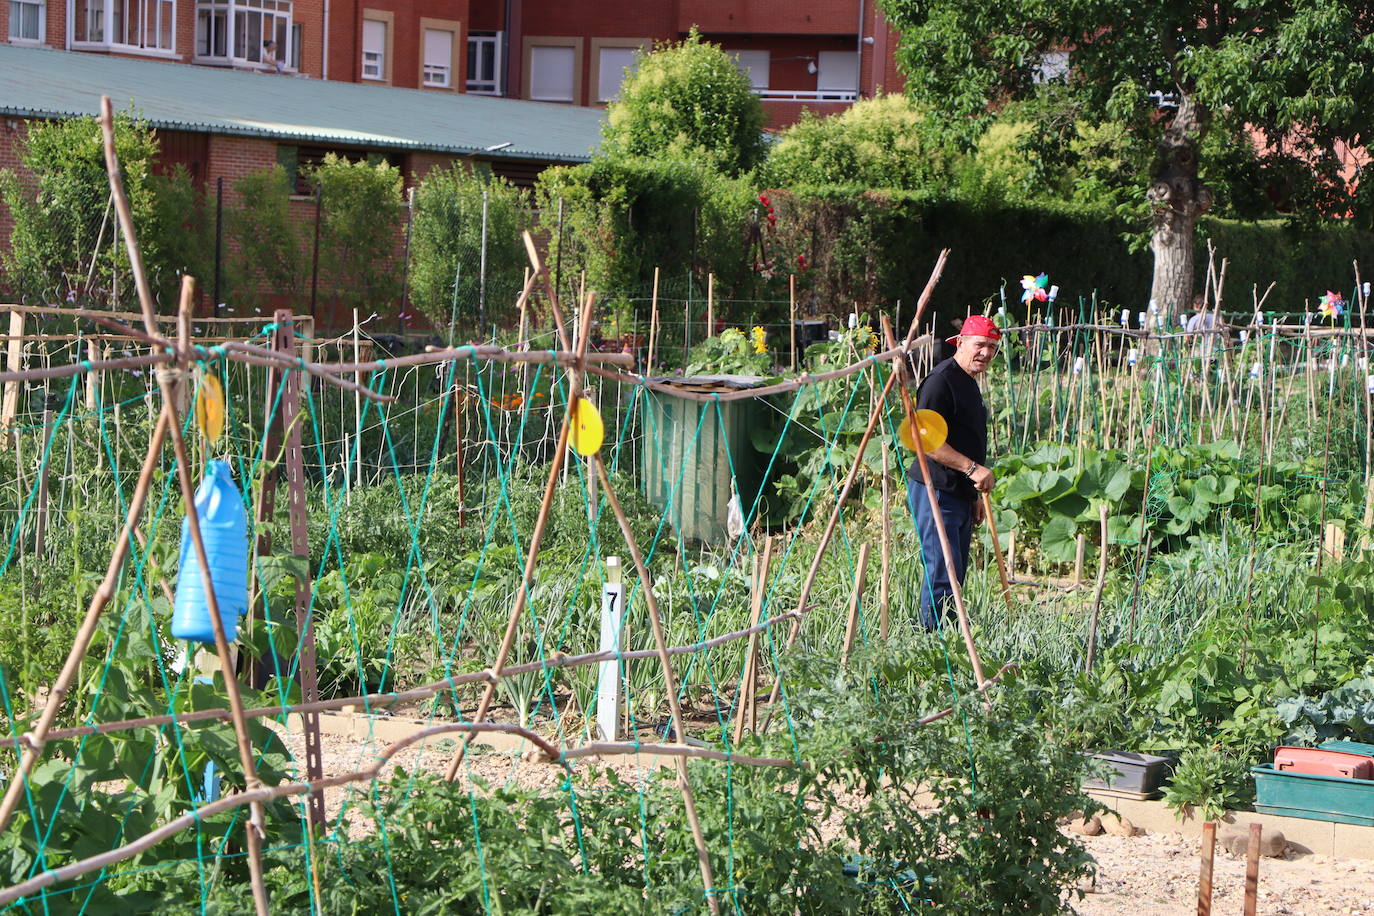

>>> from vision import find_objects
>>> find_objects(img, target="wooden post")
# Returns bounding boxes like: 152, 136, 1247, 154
879, 440, 892, 641
706, 272, 715, 337
34, 408, 52, 557
1322, 522, 1345, 561
840, 543, 870, 667
1197, 821, 1216, 916
1073, 533, 1087, 586
454, 383, 466, 527
1, 309, 24, 446
84, 339, 99, 410
647, 266, 660, 371
1084, 503, 1110, 675
732, 538, 771, 746
1243, 823, 1262, 916
789, 275, 797, 373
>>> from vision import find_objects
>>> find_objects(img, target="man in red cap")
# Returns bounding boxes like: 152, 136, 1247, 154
908, 314, 999, 630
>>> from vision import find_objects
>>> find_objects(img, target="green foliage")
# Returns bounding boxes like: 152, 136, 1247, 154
763, 95, 951, 190
0, 112, 196, 306
684, 328, 773, 376
536, 154, 757, 297
1163, 746, 1250, 820
762, 185, 1374, 328
601, 29, 767, 177
1276, 670, 1374, 746
408, 166, 528, 334
311, 153, 404, 312
878, 0, 1374, 227
227, 165, 309, 308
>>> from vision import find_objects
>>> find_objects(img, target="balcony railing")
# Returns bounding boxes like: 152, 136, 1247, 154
754, 88, 858, 102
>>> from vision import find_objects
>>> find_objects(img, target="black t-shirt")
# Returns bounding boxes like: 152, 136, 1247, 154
907, 357, 986, 502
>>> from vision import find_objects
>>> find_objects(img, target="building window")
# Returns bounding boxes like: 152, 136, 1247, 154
729, 50, 769, 90
529, 45, 574, 101
8, 0, 43, 41
75, 0, 176, 51
194, 0, 292, 65
290, 21, 301, 69
596, 46, 639, 102
423, 27, 452, 87
362, 17, 386, 80
467, 30, 501, 94
817, 51, 858, 97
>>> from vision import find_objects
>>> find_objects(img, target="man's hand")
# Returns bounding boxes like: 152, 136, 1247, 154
969, 464, 995, 493
972, 497, 985, 525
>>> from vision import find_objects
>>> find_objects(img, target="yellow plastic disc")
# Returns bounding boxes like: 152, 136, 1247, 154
570, 398, 604, 456
196, 373, 226, 446
899, 408, 948, 453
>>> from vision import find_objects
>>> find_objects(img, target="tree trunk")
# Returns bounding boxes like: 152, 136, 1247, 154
1147, 93, 1212, 317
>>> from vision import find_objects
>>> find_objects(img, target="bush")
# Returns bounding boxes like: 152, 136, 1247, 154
311, 153, 404, 312
761, 188, 1374, 321
0, 112, 199, 306
408, 166, 527, 334
601, 29, 767, 177
536, 154, 757, 298
227, 165, 309, 309
763, 94, 953, 190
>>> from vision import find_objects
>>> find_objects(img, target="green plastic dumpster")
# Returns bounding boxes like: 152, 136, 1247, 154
640, 377, 769, 544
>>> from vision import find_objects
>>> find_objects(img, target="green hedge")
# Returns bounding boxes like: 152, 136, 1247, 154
761, 187, 1374, 323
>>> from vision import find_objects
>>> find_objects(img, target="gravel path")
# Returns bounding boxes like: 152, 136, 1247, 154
280, 726, 1374, 912
1077, 831, 1374, 915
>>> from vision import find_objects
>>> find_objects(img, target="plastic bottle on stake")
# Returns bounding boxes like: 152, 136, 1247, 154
172, 460, 250, 644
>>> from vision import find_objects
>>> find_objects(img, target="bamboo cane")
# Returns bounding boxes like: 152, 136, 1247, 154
732, 538, 771, 746
1084, 503, 1110, 675
884, 315, 988, 690
981, 492, 1012, 610
840, 543, 871, 667
594, 455, 721, 916
879, 440, 892, 641
444, 291, 595, 780
98, 97, 270, 913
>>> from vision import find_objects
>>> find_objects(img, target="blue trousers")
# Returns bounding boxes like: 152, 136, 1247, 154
908, 480, 973, 632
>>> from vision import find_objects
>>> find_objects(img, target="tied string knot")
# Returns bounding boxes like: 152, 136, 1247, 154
155, 365, 185, 388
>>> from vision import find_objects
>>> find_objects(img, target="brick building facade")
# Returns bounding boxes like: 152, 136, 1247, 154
2, 1, 905, 126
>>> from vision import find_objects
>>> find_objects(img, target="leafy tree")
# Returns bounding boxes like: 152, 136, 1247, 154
408, 166, 527, 336
536, 154, 756, 298
601, 28, 767, 176
311, 153, 404, 313
763, 94, 952, 190
0, 112, 194, 306
226, 165, 309, 310
879, 0, 1374, 310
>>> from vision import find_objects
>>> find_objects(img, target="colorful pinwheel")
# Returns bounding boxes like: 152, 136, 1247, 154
1318, 290, 1344, 320
1021, 273, 1050, 304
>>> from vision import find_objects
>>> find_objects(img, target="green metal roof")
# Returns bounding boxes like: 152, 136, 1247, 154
0, 44, 603, 162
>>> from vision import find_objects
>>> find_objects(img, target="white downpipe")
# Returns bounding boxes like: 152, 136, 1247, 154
321, 0, 330, 79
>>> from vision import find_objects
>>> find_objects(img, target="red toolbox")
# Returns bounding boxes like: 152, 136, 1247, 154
1274, 746, 1374, 780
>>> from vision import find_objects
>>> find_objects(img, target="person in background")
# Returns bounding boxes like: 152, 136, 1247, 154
263, 39, 286, 74
907, 314, 999, 631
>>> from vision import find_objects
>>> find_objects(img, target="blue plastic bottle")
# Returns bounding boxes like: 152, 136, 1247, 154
171, 460, 250, 644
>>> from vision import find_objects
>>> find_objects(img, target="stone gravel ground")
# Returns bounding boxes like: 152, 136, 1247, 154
1075, 830, 1374, 915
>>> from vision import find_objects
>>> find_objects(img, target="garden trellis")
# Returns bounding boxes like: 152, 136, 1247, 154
1, 99, 1371, 914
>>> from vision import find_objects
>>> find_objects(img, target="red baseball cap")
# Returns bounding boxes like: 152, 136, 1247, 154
945, 314, 1001, 345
